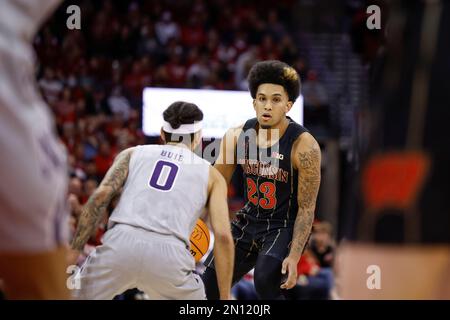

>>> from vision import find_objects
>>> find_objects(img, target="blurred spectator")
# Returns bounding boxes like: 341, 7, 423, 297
68, 194, 82, 219
107, 86, 131, 121
123, 60, 152, 105
61, 122, 77, 154
155, 11, 180, 45
137, 18, 161, 58
85, 161, 100, 182
187, 54, 211, 88
266, 9, 287, 41
39, 67, 63, 105
302, 70, 330, 135
181, 15, 206, 47
293, 57, 309, 79
94, 141, 115, 177
303, 70, 329, 106
84, 178, 99, 200
310, 221, 335, 268
164, 50, 187, 87
279, 35, 299, 65
85, 87, 111, 115
68, 176, 84, 220
296, 248, 321, 283
234, 46, 260, 90
68, 176, 83, 200
55, 88, 76, 124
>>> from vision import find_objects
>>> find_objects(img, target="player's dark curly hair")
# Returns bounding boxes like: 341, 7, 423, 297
247, 60, 301, 102
162, 101, 203, 143
163, 101, 203, 128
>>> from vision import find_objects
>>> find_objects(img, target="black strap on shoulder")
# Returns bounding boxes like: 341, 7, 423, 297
240, 117, 308, 144
285, 117, 309, 143
242, 118, 258, 132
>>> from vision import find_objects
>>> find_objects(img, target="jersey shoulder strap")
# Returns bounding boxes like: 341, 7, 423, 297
285, 117, 309, 143
242, 118, 258, 132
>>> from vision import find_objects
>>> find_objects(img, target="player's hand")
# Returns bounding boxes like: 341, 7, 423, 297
67, 247, 81, 267
280, 256, 298, 289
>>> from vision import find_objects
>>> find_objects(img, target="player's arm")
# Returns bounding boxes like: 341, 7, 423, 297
281, 133, 321, 289
213, 125, 243, 185
206, 166, 235, 300
71, 147, 135, 252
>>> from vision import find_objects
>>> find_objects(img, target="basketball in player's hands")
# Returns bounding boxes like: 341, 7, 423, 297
189, 219, 210, 262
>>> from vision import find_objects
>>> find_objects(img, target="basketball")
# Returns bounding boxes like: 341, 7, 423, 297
189, 219, 210, 262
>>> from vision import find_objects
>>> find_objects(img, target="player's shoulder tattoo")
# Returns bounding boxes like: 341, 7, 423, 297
102, 148, 134, 192
296, 134, 321, 209
298, 143, 320, 171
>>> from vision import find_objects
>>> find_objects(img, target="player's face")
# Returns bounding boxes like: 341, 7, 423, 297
253, 83, 293, 129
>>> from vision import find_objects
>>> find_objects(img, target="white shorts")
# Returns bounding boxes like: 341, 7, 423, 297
72, 224, 206, 300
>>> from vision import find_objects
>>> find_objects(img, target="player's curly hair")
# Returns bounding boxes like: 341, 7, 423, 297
247, 60, 301, 102
163, 101, 203, 129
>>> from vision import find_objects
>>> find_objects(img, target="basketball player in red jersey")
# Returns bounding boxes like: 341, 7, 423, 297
202, 60, 321, 299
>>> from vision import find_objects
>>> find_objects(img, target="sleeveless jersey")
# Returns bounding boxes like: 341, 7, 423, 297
109, 145, 210, 246
236, 117, 308, 230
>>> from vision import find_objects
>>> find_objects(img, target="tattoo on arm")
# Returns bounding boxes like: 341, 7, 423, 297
71, 149, 132, 251
290, 144, 321, 257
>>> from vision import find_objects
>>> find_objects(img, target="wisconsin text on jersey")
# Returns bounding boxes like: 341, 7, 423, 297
238, 158, 289, 183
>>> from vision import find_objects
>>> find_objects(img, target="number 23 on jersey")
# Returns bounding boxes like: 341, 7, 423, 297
246, 178, 277, 209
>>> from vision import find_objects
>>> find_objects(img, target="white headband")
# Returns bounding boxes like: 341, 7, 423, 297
162, 121, 203, 134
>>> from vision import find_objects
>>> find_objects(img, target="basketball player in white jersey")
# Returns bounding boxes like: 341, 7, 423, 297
70, 102, 234, 300
0, 0, 70, 299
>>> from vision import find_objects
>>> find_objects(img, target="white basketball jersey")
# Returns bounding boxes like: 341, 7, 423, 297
0, 0, 62, 41
109, 145, 210, 246
0, 0, 68, 252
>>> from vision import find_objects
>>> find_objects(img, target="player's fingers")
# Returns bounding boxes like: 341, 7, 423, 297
281, 259, 287, 274
283, 263, 297, 289
285, 273, 296, 289
280, 279, 295, 289
280, 260, 292, 289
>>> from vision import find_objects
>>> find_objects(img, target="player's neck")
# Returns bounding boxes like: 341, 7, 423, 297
257, 117, 289, 146
166, 142, 193, 151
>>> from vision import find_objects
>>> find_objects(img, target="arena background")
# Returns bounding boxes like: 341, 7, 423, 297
3, 0, 447, 300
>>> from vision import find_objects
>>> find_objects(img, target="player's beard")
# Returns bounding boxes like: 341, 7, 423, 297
259, 116, 272, 129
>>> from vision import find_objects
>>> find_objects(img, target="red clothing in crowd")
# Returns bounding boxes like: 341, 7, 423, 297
297, 250, 320, 277
94, 153, 114, 177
